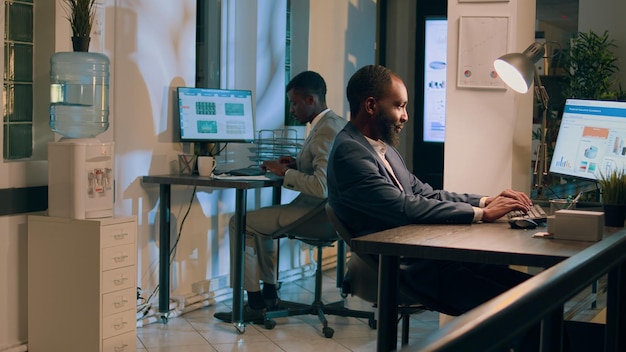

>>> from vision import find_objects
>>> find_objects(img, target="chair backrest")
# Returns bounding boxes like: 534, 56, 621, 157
325, 202, 380, 303
324, 202, 354, 245
325, 203, 427, 306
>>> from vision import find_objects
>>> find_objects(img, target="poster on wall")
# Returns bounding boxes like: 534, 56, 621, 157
457, 16, 508, 89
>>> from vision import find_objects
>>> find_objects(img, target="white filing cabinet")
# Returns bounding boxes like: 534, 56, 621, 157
28, 215, 137, 352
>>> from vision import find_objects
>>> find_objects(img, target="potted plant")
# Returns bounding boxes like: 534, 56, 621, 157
597, 168, 626, 227
537, 30, 624, 200
563, 30, 620, 100
61, 0, 97, 51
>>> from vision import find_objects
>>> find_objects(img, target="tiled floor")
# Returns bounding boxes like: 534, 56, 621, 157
136, 269, 441, 352
135, 269, 606, 352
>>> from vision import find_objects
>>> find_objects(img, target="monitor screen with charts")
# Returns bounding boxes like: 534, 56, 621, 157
177, 87, 255, 143
549, 98, 626, 181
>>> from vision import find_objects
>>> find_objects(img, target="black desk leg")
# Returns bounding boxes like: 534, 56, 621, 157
232, 188, 247, 333
540, 306, 564, 351
377, 255, 399, 352
336, 240, 345, 289
605, 261, 626, 352
159, 184, 171, 319
273, 186, 282, 284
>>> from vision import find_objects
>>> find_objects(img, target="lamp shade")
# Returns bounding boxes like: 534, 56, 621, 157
493, 42, 545, 94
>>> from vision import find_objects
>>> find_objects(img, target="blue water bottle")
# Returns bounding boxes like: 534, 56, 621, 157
49, 52, 110, 138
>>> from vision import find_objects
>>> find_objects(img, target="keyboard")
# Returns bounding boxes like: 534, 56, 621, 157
228, 167, 264, 176
507, 204, 548, 222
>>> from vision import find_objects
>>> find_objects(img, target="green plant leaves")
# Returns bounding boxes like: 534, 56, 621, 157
597, 168, 626, 205
61, 0, 96, 38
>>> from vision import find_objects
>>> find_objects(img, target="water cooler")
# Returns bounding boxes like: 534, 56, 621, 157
48, 51, 113, 219
48, 138, 114, 219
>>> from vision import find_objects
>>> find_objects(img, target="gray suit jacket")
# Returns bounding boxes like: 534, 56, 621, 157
283, 110, 346, 209
328, 122, 483, 237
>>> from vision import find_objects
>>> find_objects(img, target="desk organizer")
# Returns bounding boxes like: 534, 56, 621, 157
548, 210, 605, 241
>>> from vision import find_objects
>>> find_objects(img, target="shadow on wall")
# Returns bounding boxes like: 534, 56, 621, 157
344, 0, 377, 119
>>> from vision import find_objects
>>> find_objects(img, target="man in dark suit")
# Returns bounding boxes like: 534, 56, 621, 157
214, 71, 346, 324
328, 64, 539, 350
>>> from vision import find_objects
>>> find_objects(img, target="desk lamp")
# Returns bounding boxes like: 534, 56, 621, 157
494, 42, 550, 192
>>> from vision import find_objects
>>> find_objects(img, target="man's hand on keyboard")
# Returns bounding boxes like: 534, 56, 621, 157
485, 188, 533, 208
262, 159, 291, 176
278, 156, 297, 169
481, 196, 532, 222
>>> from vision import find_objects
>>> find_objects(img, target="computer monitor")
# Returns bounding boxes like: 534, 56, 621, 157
177, 87, 255, 143
549, 98, 626, 181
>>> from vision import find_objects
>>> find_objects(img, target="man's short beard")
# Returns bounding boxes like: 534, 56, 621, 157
376, 112, 400, 148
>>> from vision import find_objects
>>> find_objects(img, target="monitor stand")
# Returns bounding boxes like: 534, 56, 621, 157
194, 142, 219, 156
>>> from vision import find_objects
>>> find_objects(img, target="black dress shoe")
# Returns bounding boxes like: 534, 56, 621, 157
213, 305, 266, 324
264, 298, 281, 311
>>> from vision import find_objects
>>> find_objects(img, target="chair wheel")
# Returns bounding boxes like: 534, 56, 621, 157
322, 326, 334, 338
264, 319, 276, 330
368, 318, 377, 329
234, 322, 246, 334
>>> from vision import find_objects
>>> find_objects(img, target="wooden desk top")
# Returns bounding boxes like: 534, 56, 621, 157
142, 174, 283, 189
350, 221, 595, 268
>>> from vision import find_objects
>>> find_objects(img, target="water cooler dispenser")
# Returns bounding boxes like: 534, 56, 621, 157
48, 51, 113, 219
48, 138, 114, 219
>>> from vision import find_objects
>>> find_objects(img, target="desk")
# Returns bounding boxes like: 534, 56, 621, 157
349, 222, 594, 351
142, 174, 282, 332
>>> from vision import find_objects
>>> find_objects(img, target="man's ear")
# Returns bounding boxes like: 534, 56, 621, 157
364, 97, 377, 114
305, 94, 317, 106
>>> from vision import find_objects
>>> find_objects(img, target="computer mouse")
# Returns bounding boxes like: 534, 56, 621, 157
509, 218, 538, 230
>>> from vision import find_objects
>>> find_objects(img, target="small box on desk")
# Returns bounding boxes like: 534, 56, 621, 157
547, 210, 604, 241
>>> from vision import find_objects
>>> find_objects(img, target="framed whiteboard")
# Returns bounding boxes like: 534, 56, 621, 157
457, 16, 508, 89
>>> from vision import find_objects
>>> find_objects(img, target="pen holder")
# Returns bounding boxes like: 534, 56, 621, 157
549, 199, 577, 215
178, 154, 197, 175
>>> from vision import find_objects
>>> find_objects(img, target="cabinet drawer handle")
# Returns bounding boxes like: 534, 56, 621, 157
113, 254, 129, 262
113, 321, 128, 330
113, 299, 129, 308
113, 277, 128, 285
113, 232, 128, 240
114, 344, 129, 352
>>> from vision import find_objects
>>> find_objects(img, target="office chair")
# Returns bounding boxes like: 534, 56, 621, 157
263, 201, 376, 338
325, 203, 430, 346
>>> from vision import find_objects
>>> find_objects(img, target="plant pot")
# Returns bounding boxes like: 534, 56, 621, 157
72, 36, 91, 52
603, 203, 626, 227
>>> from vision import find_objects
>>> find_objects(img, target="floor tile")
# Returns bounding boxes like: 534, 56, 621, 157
136, 267, 603, 351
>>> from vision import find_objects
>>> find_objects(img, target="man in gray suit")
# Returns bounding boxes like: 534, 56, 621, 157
328, 64, 540, 350
214, 71, 346, 323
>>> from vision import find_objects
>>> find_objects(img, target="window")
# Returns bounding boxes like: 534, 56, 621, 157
4, 0, 34, 159
284, 0, 293, 126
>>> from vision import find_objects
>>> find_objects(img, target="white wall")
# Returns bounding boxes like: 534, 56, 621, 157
307, 0, 377, 119
0, 1, 56, 349
444, 0, 535, 196
113, 0, 377, 320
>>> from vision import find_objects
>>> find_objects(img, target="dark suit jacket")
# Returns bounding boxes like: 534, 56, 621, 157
328, 122, 483, 237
